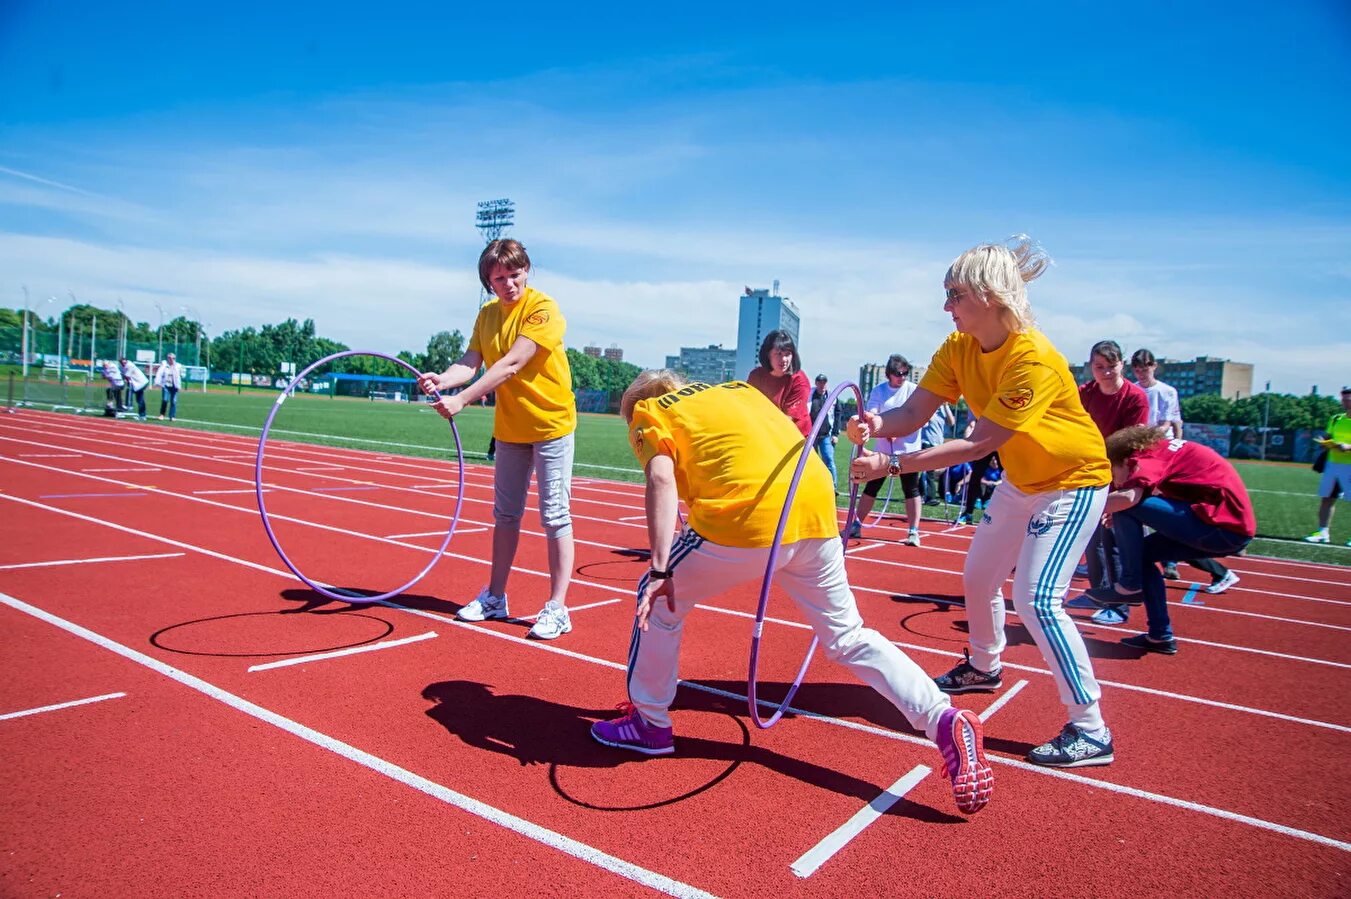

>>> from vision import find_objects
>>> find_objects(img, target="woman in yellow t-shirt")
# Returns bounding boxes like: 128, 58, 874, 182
846, 236, 1114, 768
418, 239, 577, 640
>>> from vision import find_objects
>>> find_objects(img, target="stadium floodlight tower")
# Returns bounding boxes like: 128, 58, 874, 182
474, 198, 515, 315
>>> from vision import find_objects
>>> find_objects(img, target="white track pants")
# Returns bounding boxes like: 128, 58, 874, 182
964, 482, 1108, 731
626, 532, 951, 739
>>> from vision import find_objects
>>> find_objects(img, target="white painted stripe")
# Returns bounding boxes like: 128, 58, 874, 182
18, 453, 80, 458
790, 766, 932, 877
618, 515, 646, 521
0, 552, 184, 571
248, 631, 439, 672
297, 466, 344, 471
411, 482, 459, 489
81, 467, 162, 473
978, 679, 1029, 722
0, 691, 127, 721
521, 598, 623, 620
384, 527, 488, 539
194, 488, 270, 495
0, 591, 716, 898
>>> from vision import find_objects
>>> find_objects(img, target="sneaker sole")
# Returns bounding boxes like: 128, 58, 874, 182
943, 710, 994, 814
457, 609, 510, 622
935, 681, 1002, 695
1028, 751, 1115, 768
589, 726, 674, 756
528, 622, 573, 640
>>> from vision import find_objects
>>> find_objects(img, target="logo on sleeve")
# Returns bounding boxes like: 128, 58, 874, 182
1026, 511, 1052, 537
631, 428, 645, 453
525, 310, 550, 327
999, 387, 1034, 410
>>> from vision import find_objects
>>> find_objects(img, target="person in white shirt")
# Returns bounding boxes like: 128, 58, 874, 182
848, 354, 926, 546
1131, 348, 1239, 593
100, 360, 125, 417
154, 352, 183, 421
120, 357, 150, 421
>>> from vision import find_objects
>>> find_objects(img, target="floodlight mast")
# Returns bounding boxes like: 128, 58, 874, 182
473, 198, 515, 318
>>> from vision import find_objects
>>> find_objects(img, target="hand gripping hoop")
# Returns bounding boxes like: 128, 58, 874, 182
747, 380, 865, 728
255, 349, 465, 603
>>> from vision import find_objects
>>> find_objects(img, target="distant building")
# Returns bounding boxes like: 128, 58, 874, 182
603, 345, 624, 363
1071, 354, 1254, 399
735, 284, 800, 380
582, 345, 602, 358
665, 344, 737, 384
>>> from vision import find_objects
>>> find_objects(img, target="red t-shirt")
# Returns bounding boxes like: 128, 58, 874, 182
1121, 438, 1257, 537
747, 367, 812, 436
1079, 380, 1150, 438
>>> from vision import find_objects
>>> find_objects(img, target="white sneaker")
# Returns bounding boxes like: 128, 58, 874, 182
905, 529, 922, 547
528, 604, 572, 640
1206, 571, 1240, 594
1304, 531, 1330, 544
458, 587, 509, 621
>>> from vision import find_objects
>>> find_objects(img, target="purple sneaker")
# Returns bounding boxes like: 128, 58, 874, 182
934, 707, 994, 814
590, 703, 674, 756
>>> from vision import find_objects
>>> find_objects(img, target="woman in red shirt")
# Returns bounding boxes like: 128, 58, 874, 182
1088, 425, 1256, 654
746, 329, 812, 436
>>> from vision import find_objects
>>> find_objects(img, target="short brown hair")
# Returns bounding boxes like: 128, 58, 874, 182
1089, 339, 1123, 365
478, 239, 531, 292
1104, 424, 1167, 464
1131, 348, 1156, 367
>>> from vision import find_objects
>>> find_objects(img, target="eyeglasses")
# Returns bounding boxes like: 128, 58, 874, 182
889, 370, 910, 378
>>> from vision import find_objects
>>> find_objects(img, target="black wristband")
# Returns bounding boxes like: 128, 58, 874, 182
647, 568, 674, 580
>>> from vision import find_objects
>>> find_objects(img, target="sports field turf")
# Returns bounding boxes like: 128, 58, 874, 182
18, 383, 1350, 565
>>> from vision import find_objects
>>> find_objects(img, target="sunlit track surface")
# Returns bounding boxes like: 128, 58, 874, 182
2, 409, 1348, 897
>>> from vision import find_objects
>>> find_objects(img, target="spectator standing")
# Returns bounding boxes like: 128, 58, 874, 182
417, 238, 578, 640
921, 402, 956, 505
120, 357, 149, 421
809, 373, 841, 491
1305, 386, 1351, 546
100, 360, 125, 417
1071, 340, 1150, 626
155, 352, 182, 421
850, 354, 926, 546
1089, 426, 1256, 653
958, 417, 996, 525
747, 330, 811, 436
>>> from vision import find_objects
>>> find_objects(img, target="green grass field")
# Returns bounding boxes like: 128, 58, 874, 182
19, 384, 1350, 566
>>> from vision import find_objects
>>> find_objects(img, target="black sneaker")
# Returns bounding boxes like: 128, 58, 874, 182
1027, 724, 1114, 767
1084, 585, 1144, 606
1121, 633, 1178, 655
1161, 563, 1180, 580
934, 649, 1003, 694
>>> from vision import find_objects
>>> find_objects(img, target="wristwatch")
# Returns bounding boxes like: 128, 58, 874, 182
648, 568, 674, 580
887, 453, 903, 477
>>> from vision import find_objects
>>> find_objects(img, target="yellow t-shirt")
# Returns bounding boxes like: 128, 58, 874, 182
920, 330, 1110, 493
629, 381, 838, 548
469, 286, 576, 444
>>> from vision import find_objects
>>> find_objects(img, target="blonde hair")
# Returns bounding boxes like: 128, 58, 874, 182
944, 234, 1050, 333
621, 369, 688, 422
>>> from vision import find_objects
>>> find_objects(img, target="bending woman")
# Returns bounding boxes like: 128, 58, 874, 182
847, 236, 1115, 768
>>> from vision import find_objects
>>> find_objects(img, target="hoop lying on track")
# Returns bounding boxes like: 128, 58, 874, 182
255, 349, 465, 604
588, 369, 994, 816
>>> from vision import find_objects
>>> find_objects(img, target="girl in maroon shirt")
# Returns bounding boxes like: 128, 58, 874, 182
746, 329, 812, 436
1087, 425, 1255, 653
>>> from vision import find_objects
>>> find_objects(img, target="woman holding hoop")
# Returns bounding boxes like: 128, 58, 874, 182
590, 370, 993, 815
847, 236, 1115, 768
418, 239, 576, 640
848, 353, 926, 545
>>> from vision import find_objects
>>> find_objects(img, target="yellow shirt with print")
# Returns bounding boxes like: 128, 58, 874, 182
920, 330, 1110, 493
629, 381, 838, 548
469, 287, 576, 444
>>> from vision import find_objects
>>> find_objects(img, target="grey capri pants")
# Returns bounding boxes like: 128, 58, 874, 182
492, 433, 575, 539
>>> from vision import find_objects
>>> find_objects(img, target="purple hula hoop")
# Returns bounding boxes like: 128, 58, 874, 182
254, 349, 464, 603
747, 380, 865, 729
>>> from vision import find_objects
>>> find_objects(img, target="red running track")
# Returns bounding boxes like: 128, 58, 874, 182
1, 408, 1348, 897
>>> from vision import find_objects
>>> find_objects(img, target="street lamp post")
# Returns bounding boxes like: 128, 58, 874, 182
54, 300, 65, 383
155, 302, 165, 362
20, 285, 29, 378
1260, 381, 1272, 461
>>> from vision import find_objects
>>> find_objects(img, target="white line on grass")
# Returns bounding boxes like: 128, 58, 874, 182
248, 631, 439, 672
0, 552, 184, 571
0, 691, 127, 721
0, 591, 716, 899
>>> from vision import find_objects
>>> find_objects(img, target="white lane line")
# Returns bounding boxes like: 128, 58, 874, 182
248, 631, 439, 672
2, 489, 1347, 856
791, 678, 1028, 877
18, 453, 81, 458
1, 691, 127, 721
790, 765, 932, 878
194, 488, 270, 495
0, 552, 184, 571
521, 598, 624, 620
297, 466, 344, 471
0, 592, 715, 899
81, 467, 162, 473
384, 527, 488, 539
411, 482, 459, 489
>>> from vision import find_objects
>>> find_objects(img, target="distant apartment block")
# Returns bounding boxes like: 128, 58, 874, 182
603, 346, 624, 363
735, 284, 800, 379
582, 345, 602, 358
665, 344, 737, 384
1069, 355, 1254, 399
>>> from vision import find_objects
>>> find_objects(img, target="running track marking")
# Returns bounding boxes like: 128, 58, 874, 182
4, 496, 1348, 854
8, 450, 1350, 675
0, 592, 716, 899
195, 488, 270, 495
0, 691, 126, 721
248, 631, 439, 672
0, 552, 184, 571
790, 679, 1029, 878
39, 492, 147, 499
82, 467, 162, 473
384, 527, 488, 539
19, 453, 81, 458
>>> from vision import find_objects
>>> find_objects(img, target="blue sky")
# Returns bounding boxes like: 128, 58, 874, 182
2, 1, 1349, 393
